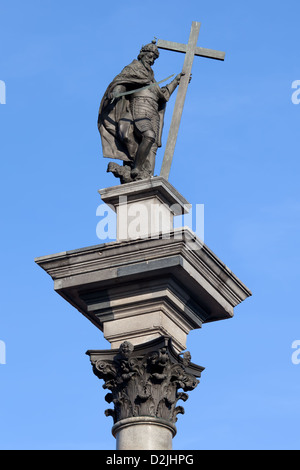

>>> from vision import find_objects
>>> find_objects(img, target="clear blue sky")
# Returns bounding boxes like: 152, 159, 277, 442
0, 0, 299, 450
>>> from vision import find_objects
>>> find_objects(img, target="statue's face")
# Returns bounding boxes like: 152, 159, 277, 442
120, 341, 133, 357
143, 52, 157, 67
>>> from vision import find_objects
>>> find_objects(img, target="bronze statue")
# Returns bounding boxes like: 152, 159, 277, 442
98, 40, 185, 184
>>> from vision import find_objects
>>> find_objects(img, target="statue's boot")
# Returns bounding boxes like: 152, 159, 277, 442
131, 136, 155, 180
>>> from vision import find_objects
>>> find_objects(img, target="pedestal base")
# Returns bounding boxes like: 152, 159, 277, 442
99, 177, 190, 241
35, 179, 251, 355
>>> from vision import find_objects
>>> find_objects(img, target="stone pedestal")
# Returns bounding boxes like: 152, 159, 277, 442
99, 176, 191, 241
35, 177, 252, 449
35, 228, 251, 353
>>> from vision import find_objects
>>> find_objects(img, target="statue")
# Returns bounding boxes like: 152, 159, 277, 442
98, 23, 225, 184
98, 40, 185, 184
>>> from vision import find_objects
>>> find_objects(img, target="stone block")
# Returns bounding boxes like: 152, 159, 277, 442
35, 228, 251, 352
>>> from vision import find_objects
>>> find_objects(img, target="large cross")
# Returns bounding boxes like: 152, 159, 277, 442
157, 21, 225, 180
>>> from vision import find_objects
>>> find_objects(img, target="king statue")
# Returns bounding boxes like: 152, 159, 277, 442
98, 40, 186, 184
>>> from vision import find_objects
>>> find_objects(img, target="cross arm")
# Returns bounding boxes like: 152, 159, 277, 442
157, 39, 225, 61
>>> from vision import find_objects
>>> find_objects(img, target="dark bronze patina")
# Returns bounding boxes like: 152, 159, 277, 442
87, 337, 204, 426
98, 40, 184, 183
98, 22, 225, 184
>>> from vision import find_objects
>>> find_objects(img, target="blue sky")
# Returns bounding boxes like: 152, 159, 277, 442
0, 0, 299, 450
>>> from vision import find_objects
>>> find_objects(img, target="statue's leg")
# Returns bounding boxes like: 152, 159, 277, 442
131, 130, 155, 180
131, 99, 159, 180
118, 117, 138, 163
143, 143, 158, 176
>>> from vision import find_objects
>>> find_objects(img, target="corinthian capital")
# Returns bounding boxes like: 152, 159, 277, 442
87, 337, 204, 426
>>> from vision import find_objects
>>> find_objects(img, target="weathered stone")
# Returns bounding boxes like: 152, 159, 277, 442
112, 416, 176, 450
35, 227, 252, 353
99, 177, 191, 241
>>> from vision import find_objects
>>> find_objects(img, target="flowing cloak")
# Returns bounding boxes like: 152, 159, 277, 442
98, 59, 169, 163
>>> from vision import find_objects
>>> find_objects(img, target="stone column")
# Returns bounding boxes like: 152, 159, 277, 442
87, 337, 204, 450
35, 177, 252, 450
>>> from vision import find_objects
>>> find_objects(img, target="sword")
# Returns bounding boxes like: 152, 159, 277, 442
110, 74, 175, 102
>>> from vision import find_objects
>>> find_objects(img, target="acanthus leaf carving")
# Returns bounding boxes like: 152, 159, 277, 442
89, 338, 203, 426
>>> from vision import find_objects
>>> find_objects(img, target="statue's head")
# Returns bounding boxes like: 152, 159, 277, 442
138, 40, 159, 66
119, 341, 134, 359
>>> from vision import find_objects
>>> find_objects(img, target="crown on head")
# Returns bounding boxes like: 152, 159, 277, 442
140, 39, 159, 58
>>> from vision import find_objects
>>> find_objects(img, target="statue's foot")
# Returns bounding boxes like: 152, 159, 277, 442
107, 162, 133, 184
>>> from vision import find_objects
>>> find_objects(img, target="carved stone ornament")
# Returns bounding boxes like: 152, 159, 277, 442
87, 337, 204, 426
